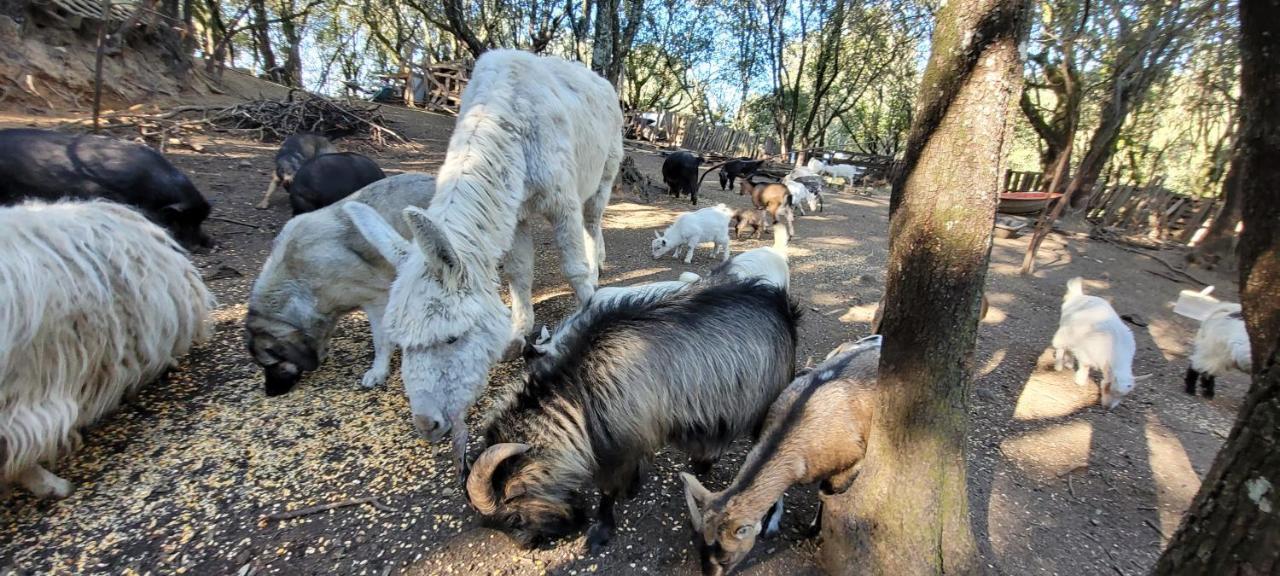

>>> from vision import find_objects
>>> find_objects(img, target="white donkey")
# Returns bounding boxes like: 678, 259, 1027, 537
344, 50, 623, 472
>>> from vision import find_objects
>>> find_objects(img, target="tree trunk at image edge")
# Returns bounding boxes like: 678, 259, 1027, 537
1152, 1, 1280, 573
818, 0, 1029, 574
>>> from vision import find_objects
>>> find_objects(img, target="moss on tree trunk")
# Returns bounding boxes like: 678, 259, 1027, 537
818, 0, 1028, 574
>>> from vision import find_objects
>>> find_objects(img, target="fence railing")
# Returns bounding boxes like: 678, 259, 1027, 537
625, 111, 779, 159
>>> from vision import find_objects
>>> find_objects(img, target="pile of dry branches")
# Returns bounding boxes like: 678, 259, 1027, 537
69, 93, 406, 148
200, 93, 405, 144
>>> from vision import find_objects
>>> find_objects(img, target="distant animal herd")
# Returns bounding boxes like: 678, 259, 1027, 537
0, 49, 1250, 574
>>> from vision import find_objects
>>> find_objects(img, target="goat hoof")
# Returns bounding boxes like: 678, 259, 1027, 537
584, 523, 613, 554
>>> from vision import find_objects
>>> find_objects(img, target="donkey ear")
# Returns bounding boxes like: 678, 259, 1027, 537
402, 207, 464, 283
344, 202, 412, 267
680, 472, 711, 532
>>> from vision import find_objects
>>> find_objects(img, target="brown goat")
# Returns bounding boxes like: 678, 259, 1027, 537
737, 178, 795, 238
682, 337, 881, 575
729, 208, 767, 240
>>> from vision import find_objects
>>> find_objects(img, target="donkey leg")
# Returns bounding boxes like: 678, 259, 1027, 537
583, 184, 611, 285
550, 207, 595, 304
361, 300, 392, 389
17, 464, 72, 499
504, 221, 536, 358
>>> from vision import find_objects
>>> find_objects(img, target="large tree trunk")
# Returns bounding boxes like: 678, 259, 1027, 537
248, 0, 278, 80
1152, 1, 1280, 572
818, 0, 1029, 573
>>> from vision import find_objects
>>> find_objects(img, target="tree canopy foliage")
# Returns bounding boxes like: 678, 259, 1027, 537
181, 0, 1235, 195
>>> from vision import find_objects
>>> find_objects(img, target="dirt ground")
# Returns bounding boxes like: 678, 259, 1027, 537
0, 76, 1247, 576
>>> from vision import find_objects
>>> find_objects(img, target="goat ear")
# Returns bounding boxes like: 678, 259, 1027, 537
680, 472, 710, 532
344, 202, 412, 267
402, 207, 464, 284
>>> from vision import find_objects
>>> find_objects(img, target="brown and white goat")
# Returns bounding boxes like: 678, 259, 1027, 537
681, 336, 881, 575
737, 178, 795, 238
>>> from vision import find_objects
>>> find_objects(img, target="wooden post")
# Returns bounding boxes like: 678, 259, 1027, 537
92, 0, 112, 133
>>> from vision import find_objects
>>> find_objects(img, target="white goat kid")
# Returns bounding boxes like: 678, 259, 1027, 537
651, 204, 733, 264
1051, 277, 1150, 408
342, 50, 623, 473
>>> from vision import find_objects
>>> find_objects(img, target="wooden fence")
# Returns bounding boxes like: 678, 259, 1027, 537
999, 169, 1217, 243
1085, 179, 1216, 243
625, 111, 780, 159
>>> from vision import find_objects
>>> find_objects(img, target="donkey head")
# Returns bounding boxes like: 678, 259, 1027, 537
344, 202, 509, 445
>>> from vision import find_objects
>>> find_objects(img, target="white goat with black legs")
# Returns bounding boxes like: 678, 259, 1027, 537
1185, 302, 1251, 399
1, 200, 213, 498
342, 50, 623, 474
651, 204, 733, 264
1051, 277, 1150, 408
682, 336, 881, 576
246, 173, 436, 396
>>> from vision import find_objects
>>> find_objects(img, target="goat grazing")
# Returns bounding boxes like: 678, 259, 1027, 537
1185, 302, 1251, 398
730, 208, 767, 240
464, 278, 800, 551
343, 50, 624, 472
257, 132, 338, 209
699, 157, 765, 191
682, 336, 882, 575
246, 173, 436, 396
662, 151, 705, 205
738, 179, 795, 238
1, 200, 213, 498
782, 175, 822, 215
1052, 277, 1150, 408
652, 204, 733, 264
806, 158, 863, 183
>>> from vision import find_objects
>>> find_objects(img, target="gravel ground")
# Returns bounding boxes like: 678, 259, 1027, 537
0, 96, 1247, 575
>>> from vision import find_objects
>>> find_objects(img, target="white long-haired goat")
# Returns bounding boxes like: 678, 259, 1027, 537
1184, 302, 1251, 398
1051, 277, 1149, 409
342, 50, 623, 473
1, 200, 213, 498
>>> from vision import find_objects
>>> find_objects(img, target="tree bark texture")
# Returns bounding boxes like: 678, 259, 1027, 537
1152, 1, 1280, 572
249, 0, 278, 79
818, 0, 1029, 574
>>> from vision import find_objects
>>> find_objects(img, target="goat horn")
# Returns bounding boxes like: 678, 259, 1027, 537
1133, 373, 1154, 382
465, 442, 531, 515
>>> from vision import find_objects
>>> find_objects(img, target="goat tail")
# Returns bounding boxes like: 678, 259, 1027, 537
1066, 277, 1085, 298
696, 159, 735, 188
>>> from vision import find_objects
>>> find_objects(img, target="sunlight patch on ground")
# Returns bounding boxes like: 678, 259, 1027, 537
602, 202, 677, 230
1000, 420, 1093, 479
210, 302, 248, 324
1013, 373, 1094, 421
978, 348, 1008, 377
1144, 412, 1200, 538
1146, 313, 1195, 363
838, 302, 878, 324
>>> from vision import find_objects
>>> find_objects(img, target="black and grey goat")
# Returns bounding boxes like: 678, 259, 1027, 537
464, 278, 801, 552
